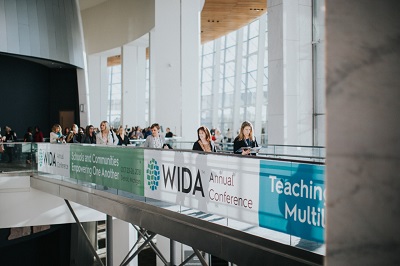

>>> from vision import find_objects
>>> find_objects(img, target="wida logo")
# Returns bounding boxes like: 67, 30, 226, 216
42, 151, 57, 167
162, 164, 205, 197
146, 158, 161, 191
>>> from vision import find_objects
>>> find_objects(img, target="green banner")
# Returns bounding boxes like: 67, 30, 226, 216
70, 146, 144, 196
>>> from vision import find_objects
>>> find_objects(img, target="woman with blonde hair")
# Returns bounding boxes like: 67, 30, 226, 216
233, 121, 259, 155
192, 126, 216, 152
50, 124, 65, 143
96, 121, 118, 145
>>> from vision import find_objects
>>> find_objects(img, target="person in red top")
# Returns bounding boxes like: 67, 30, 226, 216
33, 126, 44, 142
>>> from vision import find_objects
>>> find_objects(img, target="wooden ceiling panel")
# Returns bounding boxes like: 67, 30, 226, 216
201, 0, 267, 43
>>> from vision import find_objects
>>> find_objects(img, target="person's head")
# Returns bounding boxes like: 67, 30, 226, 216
35, 126, 40, 132
118, 127, 125, 136
5, 126, 11, 133
197, 126, 211, 142
26, 127, 32, 133
100, 121, 110, 133
166, 127, 170, 132
238, 121, 254, 141
52, 124, 61, 133
150, 123, 160, 137
71, 124, 78, 133
85, 125, 94, 136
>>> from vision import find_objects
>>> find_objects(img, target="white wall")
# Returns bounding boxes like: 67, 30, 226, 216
80, 0, 155, 55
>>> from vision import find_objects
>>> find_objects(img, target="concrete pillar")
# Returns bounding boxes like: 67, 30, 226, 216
267, 0, 313, 145
325, 1, 400, 264
150, 0, 201, 140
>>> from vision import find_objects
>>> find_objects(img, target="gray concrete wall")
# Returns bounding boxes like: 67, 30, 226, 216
325, 1, 400, 264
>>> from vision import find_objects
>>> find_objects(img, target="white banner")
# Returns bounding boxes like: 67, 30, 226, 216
37, 144, 70, 177
144, 150, 260, 225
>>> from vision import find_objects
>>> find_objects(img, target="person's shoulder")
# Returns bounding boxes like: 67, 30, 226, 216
233, 136, 240, 142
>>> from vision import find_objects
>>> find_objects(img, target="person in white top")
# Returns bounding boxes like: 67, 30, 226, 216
50, 124, 65, 143
96, 121, 118, 145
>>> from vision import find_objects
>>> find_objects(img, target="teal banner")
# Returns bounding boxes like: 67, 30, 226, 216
70, 146, 144, 196
259, 160, 325, 243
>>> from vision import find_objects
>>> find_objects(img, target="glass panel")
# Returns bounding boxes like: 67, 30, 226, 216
201, 95, 212, 109
202, 68, 213, 82
226, 31, 236, 47
246, 106, 256, 122
224, 77, 235, 93
203, 41, 215, 55
248, 36, 259, 54
225, 61, 235, 77
201, 81, 212, 96
247, 71, 257, 88
226, 46, 236, 61
249, 20, 260, 39
220, 36, 225, 49
242, 41, 248, 56
203, 53, 214, 68
242, 25, 248, 39
247, 55, 258, 72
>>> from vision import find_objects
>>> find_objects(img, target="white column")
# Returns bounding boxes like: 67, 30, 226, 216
122, 45, 147, 128
267, 0, 313, 145
325, 1, 400, 265
211, 39, 221, 130
112, 219, 137, 266
77, 68, 90, 126
233, 29, 244, 135
181, 0, 201, 140
87, 54, 109, 128
254, 14, 267, 141
150, 0, 201, 140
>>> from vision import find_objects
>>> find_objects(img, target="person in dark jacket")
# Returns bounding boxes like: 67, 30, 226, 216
117, 127, 130, 146
233, 121, 259, 155
81, 125, 96, 144
192, 126, 216, 152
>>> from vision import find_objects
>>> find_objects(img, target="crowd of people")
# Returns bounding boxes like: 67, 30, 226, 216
0, 120, 259, 163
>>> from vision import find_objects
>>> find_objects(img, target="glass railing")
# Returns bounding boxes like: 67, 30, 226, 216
0, 142, 325, 173
0, 142, 37, 173
165, 140, 325, 162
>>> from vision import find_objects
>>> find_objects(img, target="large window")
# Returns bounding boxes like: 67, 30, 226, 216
107, 65, 122, 128
200, 13, 268, 142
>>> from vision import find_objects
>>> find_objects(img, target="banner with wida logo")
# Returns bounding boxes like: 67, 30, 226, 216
37, 144, 70, 177
144, 150, 260, 226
